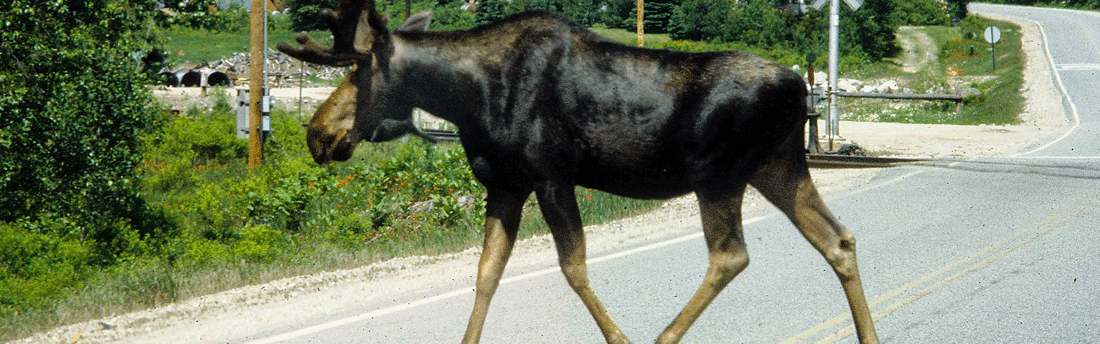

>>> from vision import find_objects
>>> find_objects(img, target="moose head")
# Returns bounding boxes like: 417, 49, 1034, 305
277, 0, 435, 164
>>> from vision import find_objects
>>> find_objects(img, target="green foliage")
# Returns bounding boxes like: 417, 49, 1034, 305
840, 0, 899, 61
0, 222, 92, 316
424, 1, 478, 30
668, 0, 733, 42
157, 0, 252, 32
843, 19, 1025, 125
286, 0, 340, 32
475, 0, 508, 25
0, 0, 165, 261
666, 0, 913, 62
626, 0, 678, 34
893, 0, 951, 26
948, 0, 971, 21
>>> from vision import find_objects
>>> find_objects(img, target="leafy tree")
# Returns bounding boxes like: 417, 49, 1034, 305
475, 0, 508, 25
287, 0, 340, 32
948, 0, 970, 21
625, 0, 679, 34
0, 0, 164, 265
156, 0, 249, 32
668, 0, 733, 42
841, 0, 898, 60
894, 0, 951, 26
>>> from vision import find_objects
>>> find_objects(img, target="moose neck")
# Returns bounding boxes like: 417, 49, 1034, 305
386, 30, 519, 129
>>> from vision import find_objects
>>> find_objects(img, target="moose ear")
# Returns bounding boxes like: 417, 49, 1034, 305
353, 5, 390, 53
396, 11, 432, 33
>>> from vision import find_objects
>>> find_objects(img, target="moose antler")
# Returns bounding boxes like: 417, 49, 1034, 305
276, 0, 386, 67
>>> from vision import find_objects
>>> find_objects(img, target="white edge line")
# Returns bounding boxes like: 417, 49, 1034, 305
241, 216, 768, 344
1013, 11, 1082, 156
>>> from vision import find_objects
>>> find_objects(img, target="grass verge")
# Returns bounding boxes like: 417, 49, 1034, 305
1, 97, 662, 341
839, 17, 1024, 125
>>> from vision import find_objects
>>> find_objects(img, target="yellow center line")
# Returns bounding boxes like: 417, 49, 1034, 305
783, 208, 1082, 344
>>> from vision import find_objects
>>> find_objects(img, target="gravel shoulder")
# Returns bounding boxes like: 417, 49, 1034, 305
14, 14, 1073, 344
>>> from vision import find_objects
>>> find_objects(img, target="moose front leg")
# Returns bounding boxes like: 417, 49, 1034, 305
463, 189, 529, 344
537, 184, 631, 344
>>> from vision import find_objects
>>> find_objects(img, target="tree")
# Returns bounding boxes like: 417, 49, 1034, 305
287, 0, 340, 32
841, 0, 898, 60
475, 0, 507, 25
0, 0, 162, 252
668, 0, 733, 42
625, 0, 678, 34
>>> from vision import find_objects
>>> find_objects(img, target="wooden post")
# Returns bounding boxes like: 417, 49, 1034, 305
248, 0, 264, 167
636, 0, 644, 47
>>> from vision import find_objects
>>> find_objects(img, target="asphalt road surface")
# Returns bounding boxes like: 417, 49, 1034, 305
235, 5, 1100, 343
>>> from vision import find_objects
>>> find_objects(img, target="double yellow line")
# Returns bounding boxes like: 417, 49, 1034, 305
782, 207, 1085, 343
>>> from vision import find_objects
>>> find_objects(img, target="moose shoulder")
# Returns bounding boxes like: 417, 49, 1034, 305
279, 3, 879, 344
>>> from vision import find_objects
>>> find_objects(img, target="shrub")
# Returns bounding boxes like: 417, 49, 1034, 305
894, 0, 951, 26
668, 0, 733, 42
0, 0, 164, 261
287, 0, 340, 32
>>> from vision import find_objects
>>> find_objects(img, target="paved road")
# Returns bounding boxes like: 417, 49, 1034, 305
235, 5, 1100, 343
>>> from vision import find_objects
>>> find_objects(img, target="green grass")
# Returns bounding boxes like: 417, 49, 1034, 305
590, 27, 672, 45
1, 97, 663, 341
161, 27, 661, 65
159, 28, 331, 64
837, 17, 1024, 125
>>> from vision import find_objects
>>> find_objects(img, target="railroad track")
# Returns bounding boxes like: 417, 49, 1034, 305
423, 129, 460, 141
806, 154, 927, 169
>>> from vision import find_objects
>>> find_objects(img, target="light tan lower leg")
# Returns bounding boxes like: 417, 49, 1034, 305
658, 196, 750, 344
782, 178, 880, 344
462, 217, 515, 344
559, 252, 631, 344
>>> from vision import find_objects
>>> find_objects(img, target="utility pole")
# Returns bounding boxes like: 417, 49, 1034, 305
827, 0, 841, 150
636, 0, 644, 47
810, 0, 860, 151
248, 0, 264, 167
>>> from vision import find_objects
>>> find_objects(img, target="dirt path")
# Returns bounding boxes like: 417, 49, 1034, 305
896, 26, 940, 74
13, 15, 1074, 344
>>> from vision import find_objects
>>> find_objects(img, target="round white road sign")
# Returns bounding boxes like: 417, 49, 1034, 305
984, 26, 1002, 44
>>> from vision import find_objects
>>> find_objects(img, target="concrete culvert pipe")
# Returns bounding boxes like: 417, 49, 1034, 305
181, 71, 202, 87
206, 71, 232, 87
158, 71, 180, 87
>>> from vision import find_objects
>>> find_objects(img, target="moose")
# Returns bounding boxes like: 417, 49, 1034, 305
278, 1, 879, 343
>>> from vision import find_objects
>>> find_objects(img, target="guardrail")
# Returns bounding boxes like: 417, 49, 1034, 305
835, 91, 965, 116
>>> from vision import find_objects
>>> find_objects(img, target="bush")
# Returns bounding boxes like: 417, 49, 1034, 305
157, 0, 250, 32
894, 0, 951, 26
0, 0, 163, 249
663, 0, 901, 62
668, 0, 733, 42
287, 0, 340, 32
475, 0, 508, 25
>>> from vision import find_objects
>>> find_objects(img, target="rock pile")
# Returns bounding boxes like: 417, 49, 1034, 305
806, 71, 901, 93
163, 49, 350, 88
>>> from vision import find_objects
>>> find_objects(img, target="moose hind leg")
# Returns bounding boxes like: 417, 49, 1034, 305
657, 190, 750, 344
750, 162, 880, 344
536, 184, 630, 344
